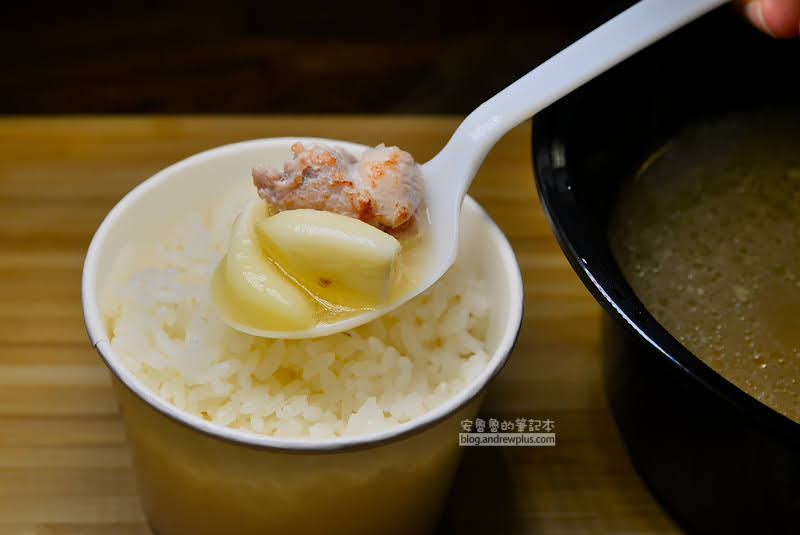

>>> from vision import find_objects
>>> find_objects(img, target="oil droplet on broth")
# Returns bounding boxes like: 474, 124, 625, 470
609, 111, 800, 423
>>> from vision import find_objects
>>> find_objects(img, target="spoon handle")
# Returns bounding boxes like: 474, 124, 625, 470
425, 0, 727, 200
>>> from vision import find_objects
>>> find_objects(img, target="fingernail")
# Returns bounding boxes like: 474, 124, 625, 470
745, 1, 776, 37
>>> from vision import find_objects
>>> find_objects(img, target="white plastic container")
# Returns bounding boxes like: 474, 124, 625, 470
81, 138, 524, 535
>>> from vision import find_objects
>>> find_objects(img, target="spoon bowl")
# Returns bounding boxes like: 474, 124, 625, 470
214, 0, 727, 339
207, 138, 458, 340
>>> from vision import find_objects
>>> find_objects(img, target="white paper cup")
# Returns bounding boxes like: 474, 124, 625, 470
81, 138, 524, 535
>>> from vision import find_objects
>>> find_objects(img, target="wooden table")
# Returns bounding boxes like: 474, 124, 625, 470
0, 117, 681, 534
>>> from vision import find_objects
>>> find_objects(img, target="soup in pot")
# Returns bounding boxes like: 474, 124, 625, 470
610, 111, 800, 422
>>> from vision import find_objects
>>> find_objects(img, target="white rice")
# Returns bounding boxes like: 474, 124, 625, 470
102, 201, 491, 438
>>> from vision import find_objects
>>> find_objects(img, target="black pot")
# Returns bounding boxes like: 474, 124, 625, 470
532, 6, 800, 535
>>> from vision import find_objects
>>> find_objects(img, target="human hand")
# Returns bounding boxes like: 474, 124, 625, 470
736, 0, 800, 38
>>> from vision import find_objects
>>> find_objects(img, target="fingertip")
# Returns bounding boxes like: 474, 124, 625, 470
760, 0, 800, 38
745, 1, 776, 36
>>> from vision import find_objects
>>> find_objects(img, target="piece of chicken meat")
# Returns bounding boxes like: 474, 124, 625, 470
252, 142, 424, 230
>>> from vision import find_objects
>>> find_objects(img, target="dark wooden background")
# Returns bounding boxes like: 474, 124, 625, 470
1, 0, 648, 114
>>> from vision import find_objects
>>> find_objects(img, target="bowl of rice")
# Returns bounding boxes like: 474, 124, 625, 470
82, 137, 524, 535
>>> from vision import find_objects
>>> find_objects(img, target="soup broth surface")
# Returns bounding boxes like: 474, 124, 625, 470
610, 111, 800, 422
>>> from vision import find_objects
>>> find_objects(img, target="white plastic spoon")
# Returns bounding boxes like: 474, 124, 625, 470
216, 0, 727, 339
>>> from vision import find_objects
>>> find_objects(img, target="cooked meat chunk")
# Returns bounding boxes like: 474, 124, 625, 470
253, 142, 423, 229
